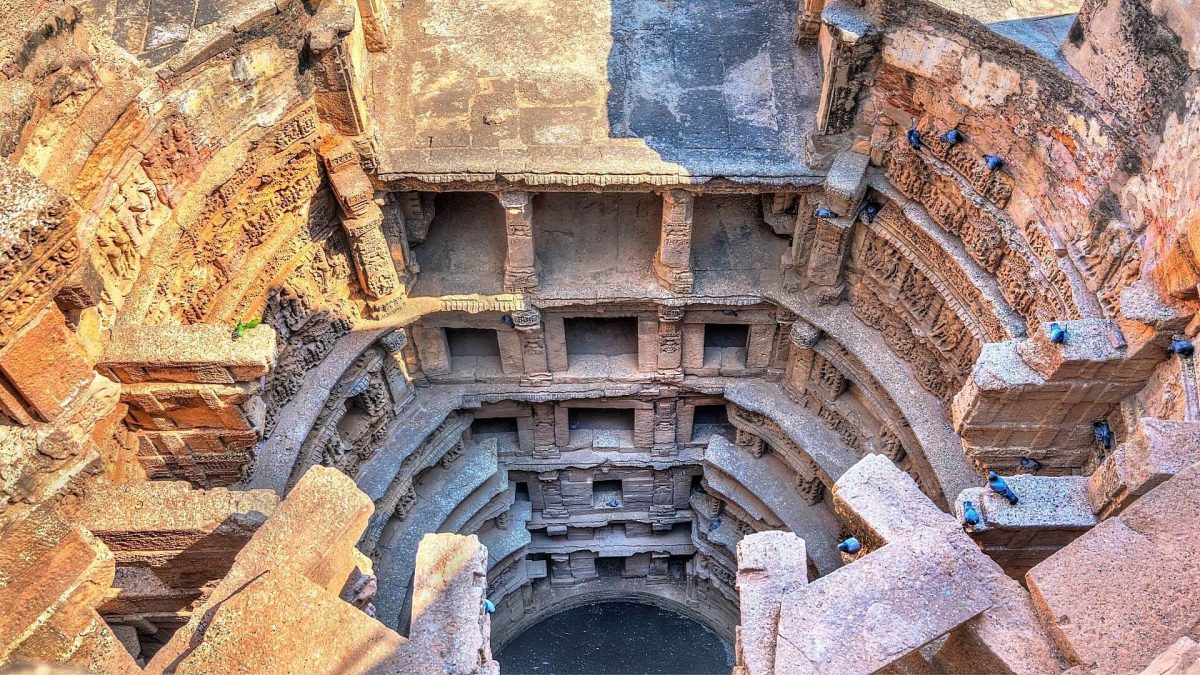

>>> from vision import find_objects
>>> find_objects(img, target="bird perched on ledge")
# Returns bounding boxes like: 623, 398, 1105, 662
1048, 322, 1069, 344
943, 129, 963, 145
906, 128, 922, 148
987, 471, 1019, 505
983, 154, 1005, 171
1093, 421, 1114, 450
838, 537, 862, 554
962, 501, 982, 526
815, 207, 839, 219
1019, 457, 1043, 471
1169, 338, 1195, 357
483, 599, 496, 614
861, 202, 881, 223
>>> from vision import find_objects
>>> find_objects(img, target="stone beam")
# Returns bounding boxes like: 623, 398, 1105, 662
408, 533, 499, 675
653, 190, 695, 294
499, 191, 538, 293
833, 456, 1066, 674
1027, 461, 1200, 673
734, 531, 808, 675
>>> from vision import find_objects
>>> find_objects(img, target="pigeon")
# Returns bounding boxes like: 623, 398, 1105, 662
943, 129, 963, 145
838, 537, 862, 554
708, 517, 722, 532
607, 497, 620, 508
861, 202, 882, 224
1093, 421, 1113, 450
1019, 457, 1043, 471
500, 314, 514, 327
987, 471, 1019, 505
483, 599, 496, 614
1049, 322, 1068, 344
906, 128, 922, 148
815, 207, 839, 219
1169, 338, 1195, 357
963, 501, 982, 526
983, 154, 1005, 171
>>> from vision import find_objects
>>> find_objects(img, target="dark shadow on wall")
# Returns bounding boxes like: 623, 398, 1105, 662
604, 0, 821, 176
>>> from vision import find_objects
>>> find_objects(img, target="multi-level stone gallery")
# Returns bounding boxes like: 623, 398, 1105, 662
1, 0, 1198, 672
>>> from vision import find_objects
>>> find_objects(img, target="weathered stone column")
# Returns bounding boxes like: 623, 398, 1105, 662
653, 399, 678, 458
796, 0, 825, 38
785, 319, 822, 398
499, 191, 538, 292
378, 329, 414, 411
532, 403, 557, 458
653, 189, 695, 294
322, 142, 405, 318
656, 306, 685, 380
512, 308, 552, 386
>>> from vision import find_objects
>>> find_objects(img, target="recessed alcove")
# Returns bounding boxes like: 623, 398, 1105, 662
691, 194, 789, 293
409, 192, 506, 296
703, 323, 749, 369
534, 193, 661, 299
568, 408, 636, 449
564, 317, 641, 375
445, 328, 503, 378
691, 404, 733, 443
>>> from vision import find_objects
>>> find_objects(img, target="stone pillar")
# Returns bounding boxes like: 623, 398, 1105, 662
796, 0, 826, 39
634, 408, 655, 450
771, 308, 798, 374
354, 0, 391, 51
499, 192, 538, 293
657, 306, 685, 380
785, 319, 822, 398
532, 403, 557, 459
653, 400, 678, 458
511, 309, 551, 386
378, 329, 413, 411
653, 190, 695, 294
322, 142, 405, 318
651, 469, 675, 517
380, 192, 418, 282
539, 471, 567, 519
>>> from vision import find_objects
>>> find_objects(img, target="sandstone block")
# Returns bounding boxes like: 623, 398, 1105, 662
774, 534, 992, 674
99, 324, 277, 384
1027, 462, 1200, 673
1089, 418, 1200, 518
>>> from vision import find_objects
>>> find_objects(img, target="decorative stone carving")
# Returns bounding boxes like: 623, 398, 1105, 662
653, 190, 695, 294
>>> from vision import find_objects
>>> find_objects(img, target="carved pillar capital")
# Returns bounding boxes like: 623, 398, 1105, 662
511, 308, 542, 331
790, 319, 822, 350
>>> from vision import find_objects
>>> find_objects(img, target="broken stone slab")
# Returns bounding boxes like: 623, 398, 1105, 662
1089, 418, 1200, 518
835, 456, 1066, 674
1017, 319, 1125, 382
408, 533, 499, 675
773, 533, 992, 674
956, 475, 1095, 540
832, 454, 961, 548
147, 466, 374, 672
99, 324, 277, 384
735, 531, 808, 675
165, 566, 443, 675
0, 504, 138, 673
1140, 637, 1200, 675
1027, 461, 1200, 673
822, 150, 870, 215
